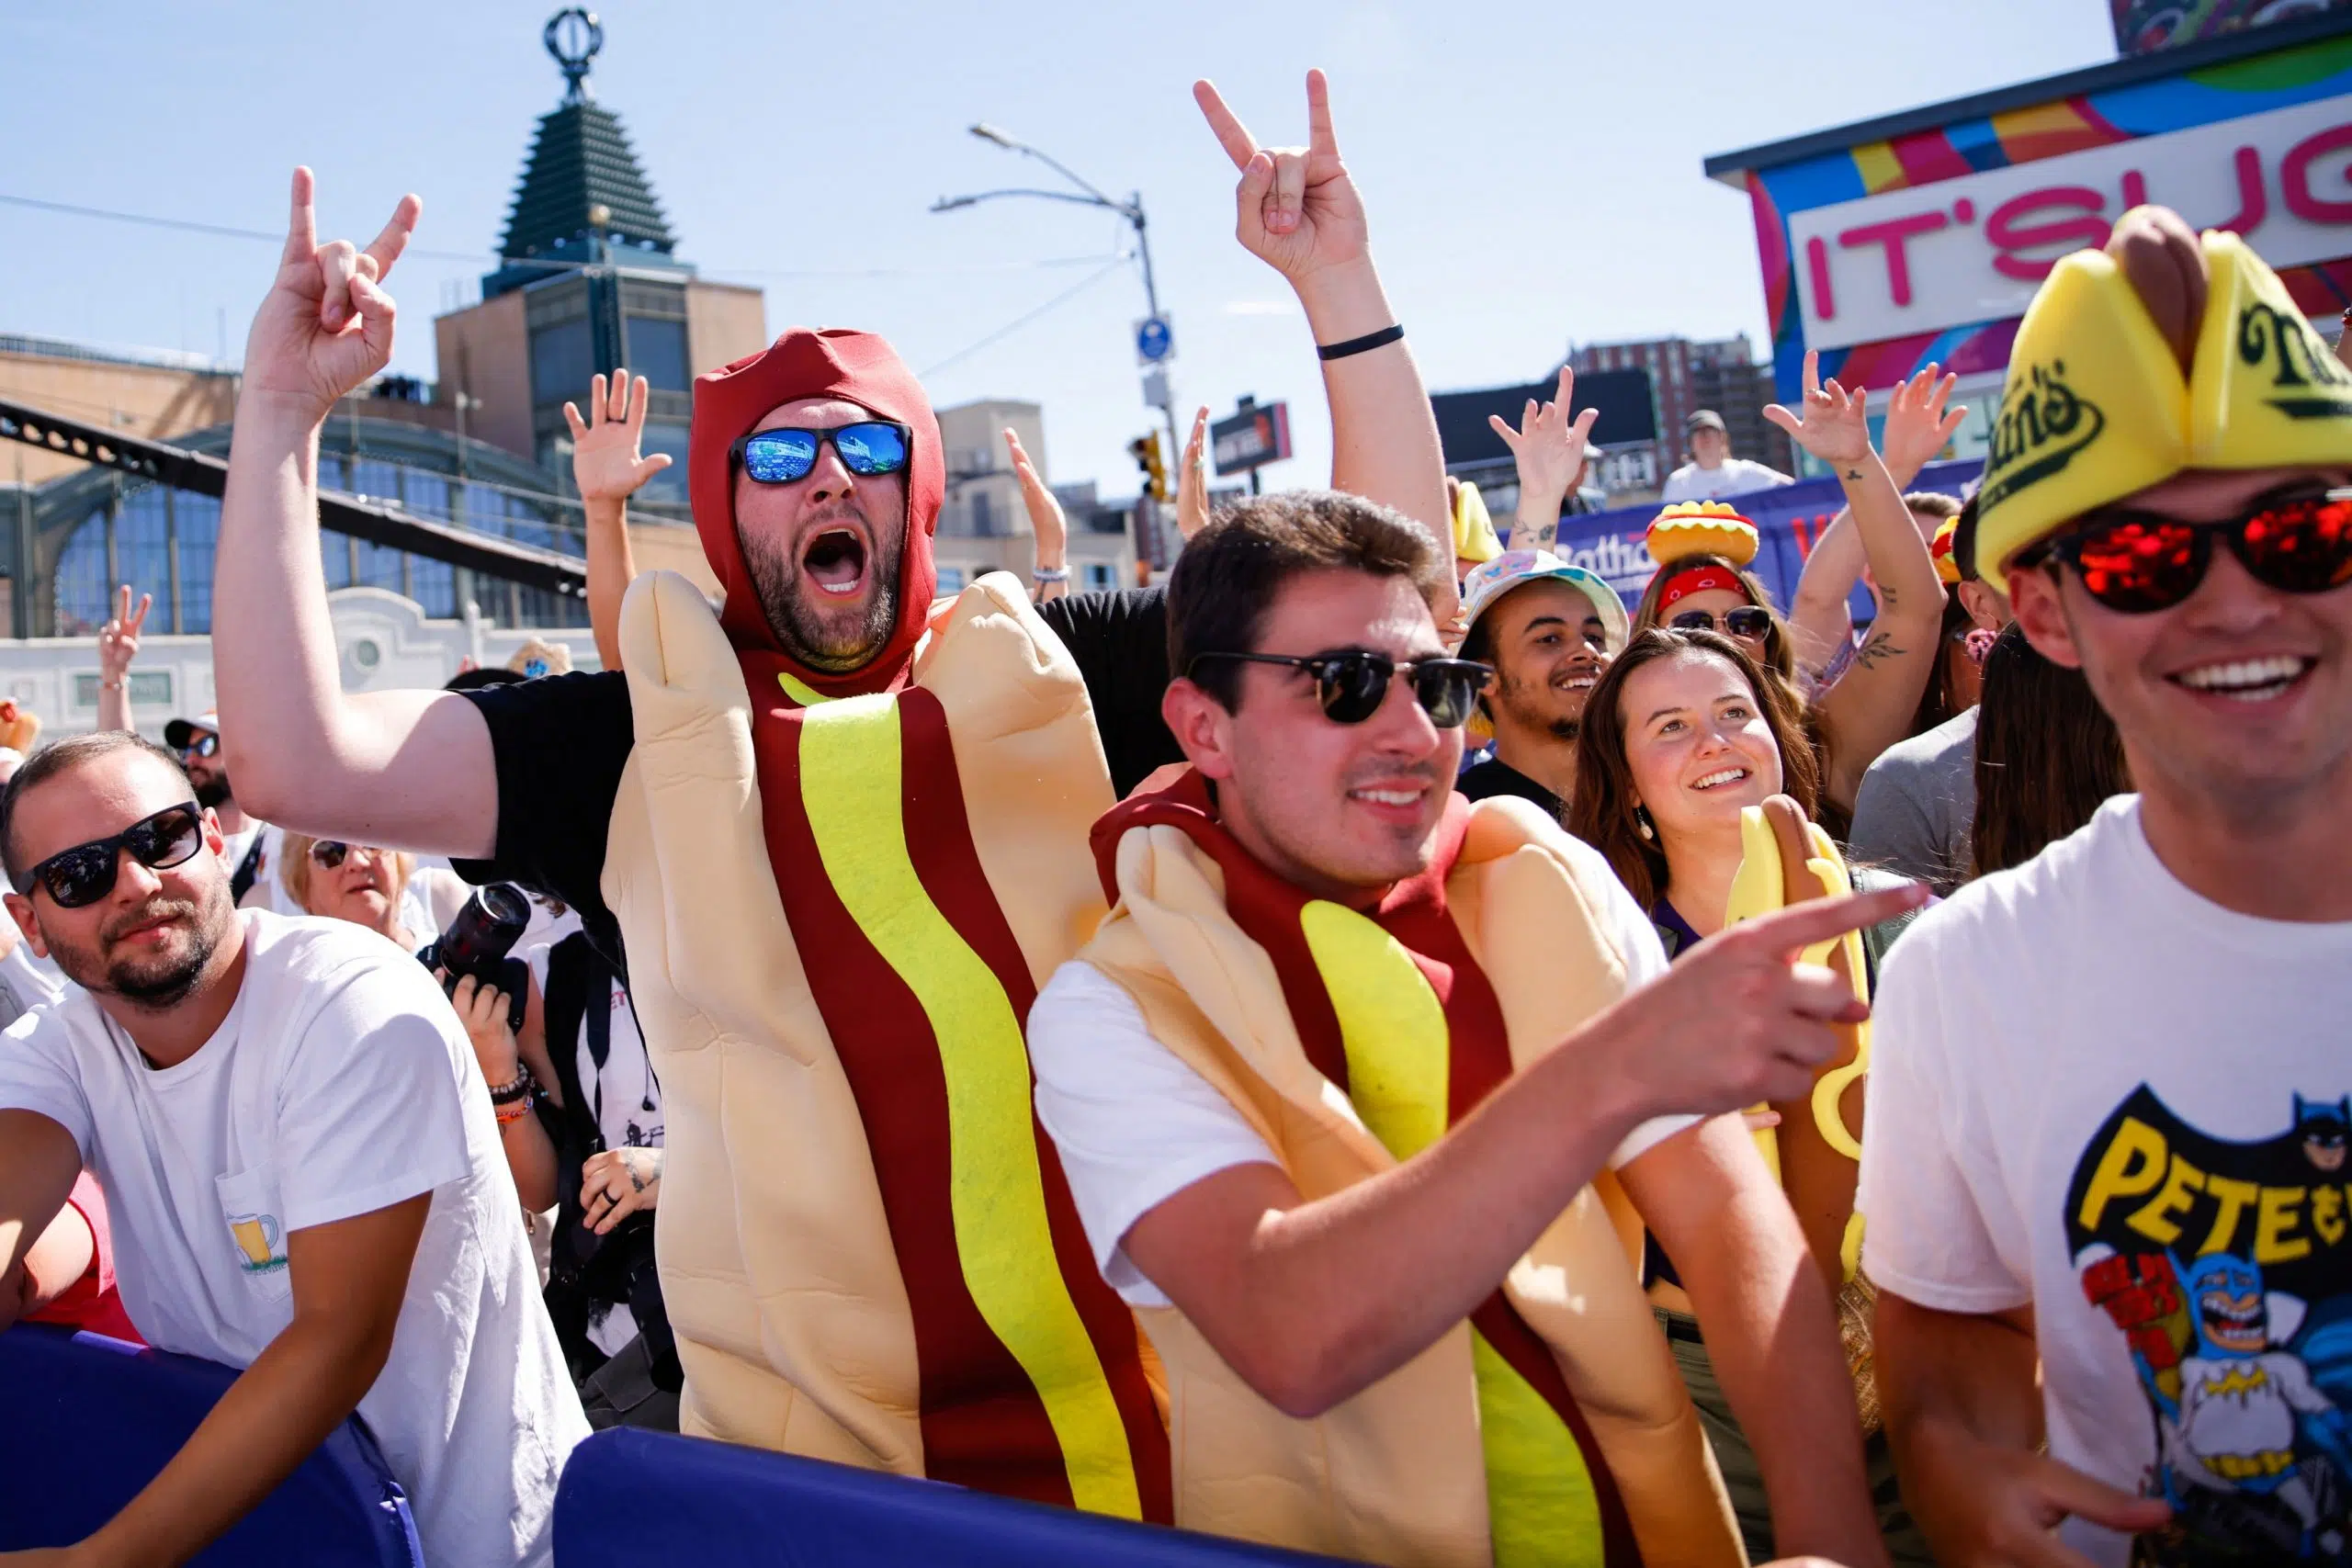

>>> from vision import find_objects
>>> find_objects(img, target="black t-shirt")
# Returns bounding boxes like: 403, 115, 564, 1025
1454, 756, 1565, 821
454, 589, 1180, 945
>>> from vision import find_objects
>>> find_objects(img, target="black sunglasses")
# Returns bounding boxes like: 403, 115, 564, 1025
180, 733, 220, 760
729, 423, 911, 485
23, 802, 207, 909
1671, 605, 1775, 642
309, 840, 356, 869
2016, 486, 2352, 614
1188, 650, 1492, 728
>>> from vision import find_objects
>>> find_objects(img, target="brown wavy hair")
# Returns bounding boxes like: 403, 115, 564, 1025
1568, 627, 1821, 910
1970, 624, 2130, 878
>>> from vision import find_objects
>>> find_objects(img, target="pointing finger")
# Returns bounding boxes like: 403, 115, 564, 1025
1193, 80, 1259, 171
283, 167, 318, 267
1740, 883, 1927, 960
362, 194, 422, 283
1305, 68, 1338, 159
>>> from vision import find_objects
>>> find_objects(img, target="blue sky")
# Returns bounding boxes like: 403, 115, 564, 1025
0, 0, 2116, 498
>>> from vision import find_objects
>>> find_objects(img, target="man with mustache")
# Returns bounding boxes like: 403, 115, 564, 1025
0, 731, 585, 1567
1455, 549, 1630, 818
210, 73, 1448, 1517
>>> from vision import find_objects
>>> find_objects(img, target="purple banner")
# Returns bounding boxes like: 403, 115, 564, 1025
1523, 457, 1984, 619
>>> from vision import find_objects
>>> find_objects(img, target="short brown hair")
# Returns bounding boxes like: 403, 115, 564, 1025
1901, 490, 1962, 523
0, 731, 191, 886
1168, 491, 1449, 710
1567, 627, 1821, 910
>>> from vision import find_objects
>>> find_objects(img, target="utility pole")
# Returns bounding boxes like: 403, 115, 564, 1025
933, 126, 1185, 565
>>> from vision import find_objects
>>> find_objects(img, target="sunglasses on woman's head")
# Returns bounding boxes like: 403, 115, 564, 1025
1187, 650, 1493, 728
1671, 606, 1774, 641
729, 423, 911, 486
23, 802, 206, 909
2016, 487, 2352, 615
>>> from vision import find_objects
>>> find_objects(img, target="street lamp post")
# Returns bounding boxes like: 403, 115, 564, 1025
933, 125, 1183, 563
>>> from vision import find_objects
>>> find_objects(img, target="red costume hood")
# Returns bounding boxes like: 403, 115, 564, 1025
690, 327, 944, 696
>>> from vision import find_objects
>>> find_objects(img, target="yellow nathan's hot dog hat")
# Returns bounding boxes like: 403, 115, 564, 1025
1976, 207, 2352, 579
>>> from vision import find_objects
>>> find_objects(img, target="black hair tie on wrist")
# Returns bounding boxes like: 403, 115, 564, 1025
1316, 323, 1405, 362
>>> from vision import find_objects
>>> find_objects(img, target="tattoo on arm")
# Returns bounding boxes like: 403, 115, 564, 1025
1845, 467, 1862, 480
1852, 630, 1905, 671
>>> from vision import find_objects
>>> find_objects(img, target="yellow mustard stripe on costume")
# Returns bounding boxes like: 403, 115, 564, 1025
777, 671, 835, 707
1299, 899, 1604, 1566
799, 694, 1143, 1520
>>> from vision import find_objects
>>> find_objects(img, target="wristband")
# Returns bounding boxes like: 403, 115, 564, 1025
487, 1066, 536, 1105
1316, 323, 1404, 362
1031, 565, 1069, 582
98, 680, 123, 692
494, 1095, 537, 1125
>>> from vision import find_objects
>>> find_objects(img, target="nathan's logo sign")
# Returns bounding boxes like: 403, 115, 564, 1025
2064, 1086, 2352, 1566
2237, 300, 2352, 421
1980, 360, 2106, 513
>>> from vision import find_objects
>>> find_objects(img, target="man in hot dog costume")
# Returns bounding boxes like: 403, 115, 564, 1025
1024, 491, 1917, 1564
209, 75, 1454, 1517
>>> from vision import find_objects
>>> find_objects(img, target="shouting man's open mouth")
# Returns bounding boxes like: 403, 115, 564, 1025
804, 525, 870, 599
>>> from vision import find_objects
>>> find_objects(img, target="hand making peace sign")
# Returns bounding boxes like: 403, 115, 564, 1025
1194, 70, 1367, 287
243, 168, 423, 429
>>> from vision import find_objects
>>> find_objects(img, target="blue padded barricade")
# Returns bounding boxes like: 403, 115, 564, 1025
0, 1324, 423, 1567
555, 1427, 1362, 1568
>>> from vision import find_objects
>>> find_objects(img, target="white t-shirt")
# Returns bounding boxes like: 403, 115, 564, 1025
526, 938, 661, 1354
1858, 796, 2352, 1567
1659, 457, 1793, 502
1031, 853, 1696, 1309
0, 911, 589, 1568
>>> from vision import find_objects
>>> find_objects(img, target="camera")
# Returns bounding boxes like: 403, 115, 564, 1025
418, 883, 533, 1032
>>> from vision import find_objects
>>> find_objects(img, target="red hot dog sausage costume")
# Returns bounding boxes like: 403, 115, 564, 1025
605, 327, 1169, 1519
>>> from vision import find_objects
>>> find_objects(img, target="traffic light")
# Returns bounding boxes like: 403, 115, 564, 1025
1128, 433, 1169, 502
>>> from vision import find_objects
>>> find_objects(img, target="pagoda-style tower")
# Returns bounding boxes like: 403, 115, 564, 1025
433, 8, 766, 495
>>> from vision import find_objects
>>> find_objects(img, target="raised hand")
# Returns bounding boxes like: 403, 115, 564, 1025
564, 372, 673, 504
1194, 70, 1366, 287
1879, 363, 1966, 483
1176, 405, 1212, 540
1763, 351, 1874, 470
97, 585, 152, 684
1003, 428, 1069, 601
242, 168, 422, 429
1487, 367, 1600, 510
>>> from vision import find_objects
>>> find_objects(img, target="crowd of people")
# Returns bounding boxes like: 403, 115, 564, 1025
0, 67, 2346, 1568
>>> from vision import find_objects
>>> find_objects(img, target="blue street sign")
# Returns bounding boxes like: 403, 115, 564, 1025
1135, 315, 1174, 365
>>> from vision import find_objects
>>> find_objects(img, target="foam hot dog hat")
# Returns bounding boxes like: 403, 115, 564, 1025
1645, 500, 1759, 569
1929, 513, 1962, 586
1975, 205, 2352, 580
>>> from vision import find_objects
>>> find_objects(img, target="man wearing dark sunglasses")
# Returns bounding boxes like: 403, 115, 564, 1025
0, 731, 586, 1567
155, 710, 278, 911
1864, 208, 2352, 1568
1024, 491, 1915, 1562
213, 75, 1456, 1515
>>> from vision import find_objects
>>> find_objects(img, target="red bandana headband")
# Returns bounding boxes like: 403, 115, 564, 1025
1658, 565, 1749, 607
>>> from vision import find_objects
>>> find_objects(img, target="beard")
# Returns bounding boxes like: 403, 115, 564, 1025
741, 510, 907, 673
1495, 670, 1586, 744
48, 881, 232, 1011
192, 773, 233, 811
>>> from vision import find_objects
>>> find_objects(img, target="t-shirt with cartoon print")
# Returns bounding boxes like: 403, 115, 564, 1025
1860, 796, 2352, 1567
